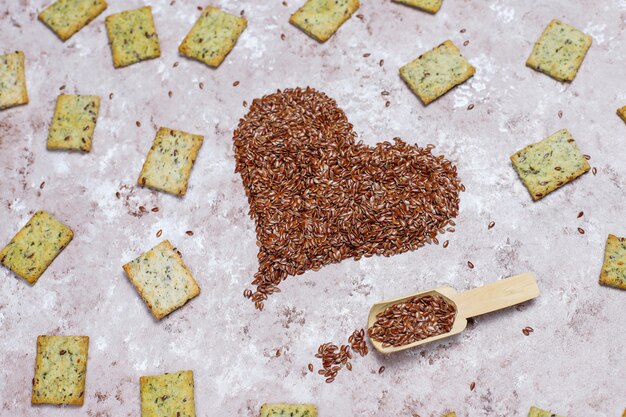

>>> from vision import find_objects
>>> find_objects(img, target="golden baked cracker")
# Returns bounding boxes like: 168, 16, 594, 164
105, 6, 160, 68
39, 0, 108, 41
441, 413, 456, 417
617, 105, 626, 124
510, 129, 590, 200
32, 335, 89, 405
122, 240, 200, 320
140, 370, 196, 417
599, 234, 626, 290
289, 0, 360, 42
0, 211, 73, 284
526, 19, 592, 82
393, 0, 442, 13
178, 6, 247, 68
138, 127, 204, 196
528, 406, 565, 417
47, 94, 100, 152
260, 404, 318, 417
400, 40, 475, 105
0, 51, 28, 110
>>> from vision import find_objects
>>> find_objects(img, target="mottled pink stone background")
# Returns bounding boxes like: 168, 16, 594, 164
0, 0, 625, 416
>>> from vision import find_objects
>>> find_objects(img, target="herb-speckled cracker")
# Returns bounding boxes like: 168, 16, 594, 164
47, 94, 100, 152
599, 234, 626, 290
178, 6, 247, 68
526, 19, 592, 82
392, 0, 442, 13
260, 404, 318, 417
32, 335, 89, 405
289, 0, 360, 43
528, 406, 565, 417
617, 106, 626, 124
123, 240, 200, 320
39, 0, 108, 41
0, 211, 73, 284
0, 51, 28, 110
140, 370, 195, 417
105, 6, 160, 68
510, 129, 590, 200
138, 127, 204, 196
400, 40, 475, 105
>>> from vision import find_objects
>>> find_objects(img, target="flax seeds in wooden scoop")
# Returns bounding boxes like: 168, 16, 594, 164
367, 272, 540, 353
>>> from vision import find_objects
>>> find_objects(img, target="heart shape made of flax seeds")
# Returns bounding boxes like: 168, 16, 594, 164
234, 87, 464, 310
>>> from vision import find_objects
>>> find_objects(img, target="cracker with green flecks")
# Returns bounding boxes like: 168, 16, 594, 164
105, 6, 160, 68
138, 127, 204, 196
528, 406, 565, 417
47, 94, 100, 152
32, 335, 89, 405
0, 211, 73, 284
400, 40, 475, 105
599, 234, 626, 290
178, 6, 247, 68
617, 106, 626, 124
123, 240, 200, 320
526, 19, 592, 82
39, 0, 108, 41
140, 370, 195, 417
392, 0, 442, 13
0, 51, 28, 110
510, 129, 590, 200
260, 404, 318, 417
289, 0, 360, 43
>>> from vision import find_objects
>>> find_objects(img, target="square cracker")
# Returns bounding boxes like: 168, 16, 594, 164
599, 234, 626, 290
510, 129, 590, 200
260, 404, 318, 417
0, 211, 73, 284
392, 0, 442, 14
528, 406, 565, 417
0, 51, 28, 110
178, 6, 247, 68
105, 6, 161, 68
617, 105, 626, 124
123, 240, 200, 320
400, 40, 475, 105
32, 335, 89, 405
526, 19, 592, 82
289, 0, 360, 43
39, 0, 108, 41
140, 370, 196, 417
47, 94, 100, 152
138, 127, 204, 196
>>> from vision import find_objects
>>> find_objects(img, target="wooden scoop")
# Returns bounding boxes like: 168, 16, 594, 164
367, 272, 540, 354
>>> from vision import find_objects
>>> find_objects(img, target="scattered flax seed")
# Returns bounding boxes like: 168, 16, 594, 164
378, 366, 385, 374
39, 181, 45, 189
348, 329, 368, 357
136, 121, 141, 127
346, 362, 352, 371
199, 82, 204, 90
470, 381, 476, 391
558, 110, 563, 118
151, 207, 159, 212
363, 53, 371, 58
168, 91, 173, 98
243, 100, 248, 107
460, 28, 466, 33
522, 326, 534, 336
443, 240, 449, 248
315, 343, 352, 383
577, 211, 584, 218
115, 191, 121, 199
282, 1, 288, 6
592, 167, 597, 175
59, 85, 65, 90
308, 363, 313, 372
385, 101, 391, 107
488, 221, 495, 229
281, 33, 286, 41
467, 103, 474, 110
275, 349, 281, 357
186, 230, 194, 236
197, 6, 202, 10
583, 154, 591, 160
156, 229, 163, 238
467, 261, 475, 269
381, 91, 390, 96
173, 61, 179, 68
233, 80, 240, 87
240, 10, 245, 16
139, 206, 147, 213
577, 227, 585, 235
379, 59, 384, 66
356, 13, 364, 20
109, 93, 113, 100
463, 40, 469, 46
243, 289, 252, 298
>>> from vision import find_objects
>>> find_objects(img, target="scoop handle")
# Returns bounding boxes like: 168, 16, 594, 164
455, 272, 539, 318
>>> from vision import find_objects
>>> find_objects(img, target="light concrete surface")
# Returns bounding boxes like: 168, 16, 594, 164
0, 0, 624, 416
